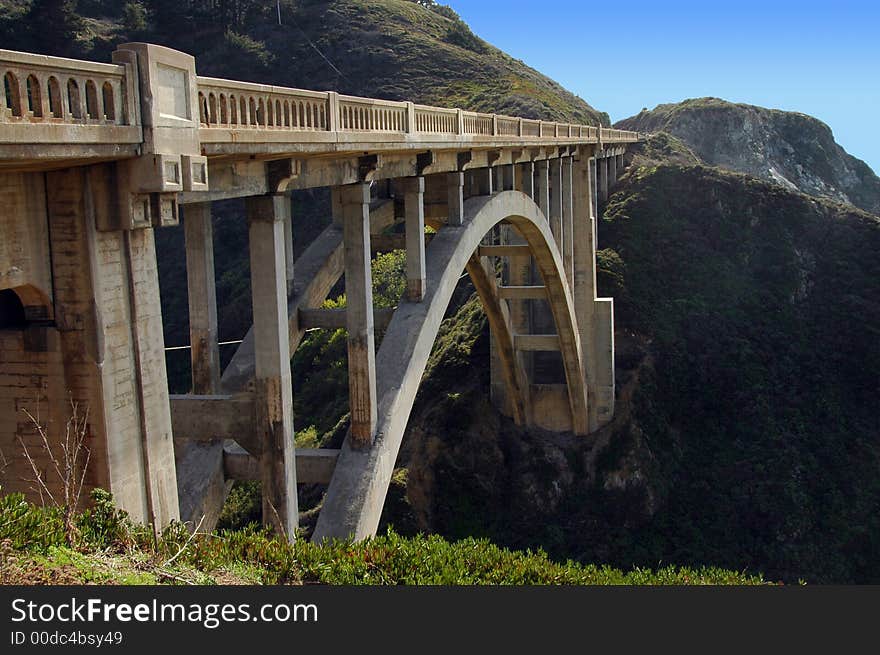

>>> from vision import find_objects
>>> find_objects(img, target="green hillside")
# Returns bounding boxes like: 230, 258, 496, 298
0, 0, 608, 125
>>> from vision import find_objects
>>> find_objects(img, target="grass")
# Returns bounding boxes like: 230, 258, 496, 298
0, 490, 766, 585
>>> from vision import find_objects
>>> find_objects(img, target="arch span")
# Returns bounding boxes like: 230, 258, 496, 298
313, 190, 589, 541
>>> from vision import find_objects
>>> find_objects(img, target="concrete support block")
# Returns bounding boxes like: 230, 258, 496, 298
446, 172, 464, 226
402, 176, 426, 301
183, 202, 220, 394
246, 194, 298, 539
340, 183, 377, 446
493, 165, 504, 193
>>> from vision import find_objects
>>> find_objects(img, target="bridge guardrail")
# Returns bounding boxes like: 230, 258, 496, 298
0, 48, 142, 145
0, 46, 640, 147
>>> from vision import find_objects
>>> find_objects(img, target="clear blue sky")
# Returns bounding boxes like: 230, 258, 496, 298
446, 0, 880, 174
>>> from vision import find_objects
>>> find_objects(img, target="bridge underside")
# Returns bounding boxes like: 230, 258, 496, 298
0, 43, 634, 539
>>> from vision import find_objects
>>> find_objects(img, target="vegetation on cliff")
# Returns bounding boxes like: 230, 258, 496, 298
0, 0, 608, 125
0, 491, 764, 585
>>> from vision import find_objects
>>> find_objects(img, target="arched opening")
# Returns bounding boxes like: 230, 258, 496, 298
66, 78, 82, 119
313, 190, 589, 541
0, 289, 26, 329
85, 80, 99, 119
101, 82, 115, 120
47, 77, 62, 118
198, 92, 208, 124
4, 71, 22, 117
26, 75, 41, 117
208, 93, 217, 124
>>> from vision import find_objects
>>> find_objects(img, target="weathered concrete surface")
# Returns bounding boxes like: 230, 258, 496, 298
247, 194, 297, 538
183, 202, 220, 394
313, 190, 587, 541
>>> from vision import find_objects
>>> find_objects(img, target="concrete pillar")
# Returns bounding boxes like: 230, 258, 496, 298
447, 172, 465, 226
39, 167, 180, 528
598, 156, 609, 203
561, 156, 575, 288
571, 152, 615, 432
590, 158, 599, 245
609, 154, 618, 188
330, 186, 344, 227
403, 176, 426, 301
246, 195, 298, 539
280, 194, 294, 292
184, 203, 220, 395
549, 158, 563, 252
517, 161, 535, 199
340, 183, 377, 446
535, 160, 550, 221
493, 165, 504, 193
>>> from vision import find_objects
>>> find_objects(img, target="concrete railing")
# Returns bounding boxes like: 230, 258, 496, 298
0, 48, 141, 143
196, 77, 330, 131
195, 76, 639, 143
0, 46, 640, 147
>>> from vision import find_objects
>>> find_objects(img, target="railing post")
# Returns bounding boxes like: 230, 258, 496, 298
456, 108, 464, 135
327, 91, 339, 132
518, 117, 523, 136
406, 101, 415, 134
492, 114, 498, 136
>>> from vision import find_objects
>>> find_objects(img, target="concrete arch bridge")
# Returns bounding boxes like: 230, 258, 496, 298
0, 44, 637, 540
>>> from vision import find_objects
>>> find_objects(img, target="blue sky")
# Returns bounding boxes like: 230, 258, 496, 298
446, 0, 880, 174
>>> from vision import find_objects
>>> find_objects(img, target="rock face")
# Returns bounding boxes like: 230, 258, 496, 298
616, 98, 880, 214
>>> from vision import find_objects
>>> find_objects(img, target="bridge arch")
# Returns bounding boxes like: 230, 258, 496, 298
313, 190, 588, 541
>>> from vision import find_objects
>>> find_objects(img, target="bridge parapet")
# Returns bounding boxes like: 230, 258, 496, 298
0, 48, 141, 144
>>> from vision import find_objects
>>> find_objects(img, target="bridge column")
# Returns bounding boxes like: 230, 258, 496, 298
517, 161, 535, 200
402, 176, 426, 301
183, 203, 220, 394
561, 156, 575, 288
493, 165, 505, 192
590, 157, 598, 243
535, 160, 550, 220
571, 151, 615, 432
598, 156, 609, 203
246, 195, 298, 539
340, 183, 378, 446
609, 154, 618, 188
549, 158, 563, 251
447, 172, 465, 226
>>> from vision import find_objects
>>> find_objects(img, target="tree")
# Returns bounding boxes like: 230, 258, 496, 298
25, 0, 84, 57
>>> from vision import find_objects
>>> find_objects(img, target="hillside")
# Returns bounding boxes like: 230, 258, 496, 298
615, 98, 880, 214
0, 0, 608, 125
381, 161, 880, 584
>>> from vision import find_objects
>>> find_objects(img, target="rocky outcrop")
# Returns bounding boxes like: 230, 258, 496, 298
616, 98, 880, 214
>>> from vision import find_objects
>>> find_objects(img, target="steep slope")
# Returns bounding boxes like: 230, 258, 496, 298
0, 0, 608, 125
616, 98, 880, 214
390, 161, 880, 583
